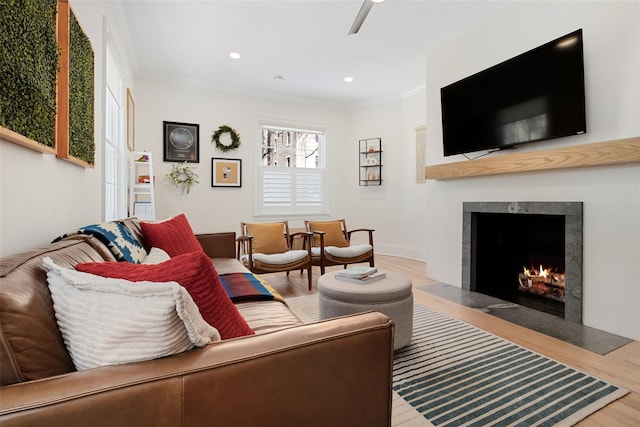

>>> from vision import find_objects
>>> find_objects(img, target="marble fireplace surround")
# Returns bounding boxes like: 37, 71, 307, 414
462, 201, 583, 323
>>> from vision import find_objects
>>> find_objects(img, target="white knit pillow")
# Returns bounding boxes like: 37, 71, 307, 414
142, 247, 171, 264
43, 257, 220, 371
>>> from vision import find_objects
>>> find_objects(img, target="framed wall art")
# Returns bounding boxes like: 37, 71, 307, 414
211, 158, 242, 187
126, 88, 135, 151
163, 121, 199, 163
0, 0, 95, 168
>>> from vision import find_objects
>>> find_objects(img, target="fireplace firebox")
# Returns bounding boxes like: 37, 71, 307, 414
474, 213, 565, 317
462, 202, 583, 323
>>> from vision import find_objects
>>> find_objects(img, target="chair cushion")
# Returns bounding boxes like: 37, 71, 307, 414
325, 244, 372, 258
307, 220, 349, 247
43, 257, 220, 371
77, 251, 254, 340
245, 223, 288, 254
141, 214, 202, 257
253, 250, 309, 265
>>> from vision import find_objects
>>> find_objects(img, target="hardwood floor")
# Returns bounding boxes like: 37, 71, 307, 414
261, 254, 640, 426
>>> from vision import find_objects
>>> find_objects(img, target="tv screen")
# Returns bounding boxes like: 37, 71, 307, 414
441, 29, 586, 157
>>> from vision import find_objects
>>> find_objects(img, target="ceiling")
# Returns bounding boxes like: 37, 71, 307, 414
117, 0, 506, 105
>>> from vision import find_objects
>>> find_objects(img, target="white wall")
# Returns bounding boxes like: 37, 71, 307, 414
133, 79, 427, 262
133, 78, 349, 235
344, 89, 428, 260
0, 0, 427, 261
0, 1, 133, 256
424, 1, 640, 340
0, 142, 99, 256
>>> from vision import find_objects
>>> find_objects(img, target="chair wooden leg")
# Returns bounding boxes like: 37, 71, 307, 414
307, 267, 312, 290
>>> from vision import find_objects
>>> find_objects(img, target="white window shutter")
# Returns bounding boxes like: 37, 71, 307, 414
257, 122, 326, 215
263, 169, 292, 207
296, 172, 322, 207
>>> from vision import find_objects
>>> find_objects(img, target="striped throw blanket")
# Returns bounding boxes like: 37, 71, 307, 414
220, 273, 284, 303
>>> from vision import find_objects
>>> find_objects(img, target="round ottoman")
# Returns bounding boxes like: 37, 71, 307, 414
318, 270, 413, 350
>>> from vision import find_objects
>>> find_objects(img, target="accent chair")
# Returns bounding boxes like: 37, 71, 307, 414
304, 219, 375, 275
238, 221, 313, 290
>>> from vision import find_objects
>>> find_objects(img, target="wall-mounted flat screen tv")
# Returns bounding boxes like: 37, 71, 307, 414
441, 29, 586, 157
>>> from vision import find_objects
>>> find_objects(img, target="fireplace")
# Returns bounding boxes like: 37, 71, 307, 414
462, 202, 583, 323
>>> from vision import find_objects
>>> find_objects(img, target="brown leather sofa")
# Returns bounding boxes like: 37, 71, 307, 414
0, 220, 394, 426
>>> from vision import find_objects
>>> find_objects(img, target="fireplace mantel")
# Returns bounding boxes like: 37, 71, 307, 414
425, 136, 640, 180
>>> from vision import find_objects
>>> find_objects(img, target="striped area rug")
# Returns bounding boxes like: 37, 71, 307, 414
394, 304, 628, 426
285, 296, 628, 426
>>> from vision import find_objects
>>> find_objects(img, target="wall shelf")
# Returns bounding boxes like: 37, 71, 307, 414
359, 138, 382, 186
424, 137, 640, 180
129, 151, 156, 220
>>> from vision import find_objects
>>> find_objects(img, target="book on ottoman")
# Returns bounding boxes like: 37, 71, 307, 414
336, 270, 386, 284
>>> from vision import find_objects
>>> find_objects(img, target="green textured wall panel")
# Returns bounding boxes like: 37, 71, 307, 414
0, 0, 59, 147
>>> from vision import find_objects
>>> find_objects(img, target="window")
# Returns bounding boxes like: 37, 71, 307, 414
103, 43, 126, 220
258, 123, 327, 215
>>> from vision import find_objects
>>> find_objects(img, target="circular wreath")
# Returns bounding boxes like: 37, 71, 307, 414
212, 125, 241, 152
166, 162, 199, 194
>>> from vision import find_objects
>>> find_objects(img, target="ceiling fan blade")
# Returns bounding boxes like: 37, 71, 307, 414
348, 0, 374, 35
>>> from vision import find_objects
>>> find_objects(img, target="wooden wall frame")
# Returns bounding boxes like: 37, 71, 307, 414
57, 0, 95, 168
0, 127, 57, 155
0, 0, 94, 168
56, 0, 70, 161
0, 0, 58, 154
127, 88, 135, 151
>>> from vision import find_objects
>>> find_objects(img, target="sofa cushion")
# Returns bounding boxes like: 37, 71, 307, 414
77, 251, 254, 339
210, 257, 252, 275
54, 221, 147, 263
140, 214, 202, 257
306, 220, 349, 248
0, 236, 110, 385
119, 217, 146, 247
245, 222, 288, 254
235, 300, 303, 334
43, 257, 220, 371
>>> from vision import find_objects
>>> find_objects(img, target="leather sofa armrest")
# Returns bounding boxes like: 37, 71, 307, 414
196, 232, 236, 259
0, 311, 394, 427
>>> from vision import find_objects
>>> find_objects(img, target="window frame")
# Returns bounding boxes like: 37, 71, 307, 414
103, 37, 127, 221
255, 120, 329, 218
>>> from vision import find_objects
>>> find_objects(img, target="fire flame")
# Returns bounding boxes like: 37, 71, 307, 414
522, 265, 564, 282
519, 264, 566, 298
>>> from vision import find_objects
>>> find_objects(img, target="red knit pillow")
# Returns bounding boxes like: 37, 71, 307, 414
140, 214, 202, 257
77, 251, 254, 339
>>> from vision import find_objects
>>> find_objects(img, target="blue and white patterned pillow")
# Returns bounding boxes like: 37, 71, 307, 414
54, 221, 147, 263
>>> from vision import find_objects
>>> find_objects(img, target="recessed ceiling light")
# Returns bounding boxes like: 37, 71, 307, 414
229, 52, 241, 60
344, 76, 354, 83
371, 0, 386, 3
